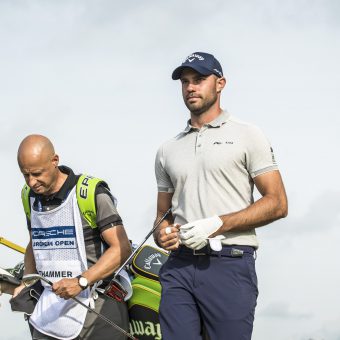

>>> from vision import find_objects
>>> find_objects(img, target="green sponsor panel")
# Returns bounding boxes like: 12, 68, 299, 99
128, 246, 168, 340
129, 276, 161, 311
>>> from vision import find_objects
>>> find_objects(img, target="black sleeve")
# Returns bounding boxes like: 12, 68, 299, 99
95, 184, 123, 233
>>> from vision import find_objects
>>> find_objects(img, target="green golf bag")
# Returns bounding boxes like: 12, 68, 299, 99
128, 245, 168, 340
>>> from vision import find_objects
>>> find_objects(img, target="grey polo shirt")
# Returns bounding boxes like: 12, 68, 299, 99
155, 111, 278, 248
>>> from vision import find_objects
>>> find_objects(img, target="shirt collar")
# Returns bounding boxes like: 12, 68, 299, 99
183, 110, 230, 133
36, 166, 77, 202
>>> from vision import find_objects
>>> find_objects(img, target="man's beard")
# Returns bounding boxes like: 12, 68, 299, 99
185, 93, 218, 116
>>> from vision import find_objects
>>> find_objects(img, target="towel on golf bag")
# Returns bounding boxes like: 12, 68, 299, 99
128, 245, 168, 340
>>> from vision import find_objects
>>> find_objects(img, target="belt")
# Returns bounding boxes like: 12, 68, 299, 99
172, 245, 255, 257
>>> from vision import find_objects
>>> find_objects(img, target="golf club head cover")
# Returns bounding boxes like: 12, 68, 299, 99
179, 215, 223, 250
7, 261, 25, 280
130, 245, 169, 282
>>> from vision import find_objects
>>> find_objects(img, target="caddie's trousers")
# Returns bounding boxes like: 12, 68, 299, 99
159, 245, 258, 340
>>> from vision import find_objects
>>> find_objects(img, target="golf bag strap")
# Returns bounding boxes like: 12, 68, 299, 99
21, 184, 31, 220
76, 174, 108, 228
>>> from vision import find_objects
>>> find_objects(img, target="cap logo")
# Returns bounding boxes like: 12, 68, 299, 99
185, 53, 205, 63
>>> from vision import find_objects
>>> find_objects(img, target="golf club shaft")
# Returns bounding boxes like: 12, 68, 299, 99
114, 207, 171, 278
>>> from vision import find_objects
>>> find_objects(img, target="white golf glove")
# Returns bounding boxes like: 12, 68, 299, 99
179, 215, 223, 250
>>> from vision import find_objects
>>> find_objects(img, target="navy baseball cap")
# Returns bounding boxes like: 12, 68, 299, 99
172, 52, 223, 80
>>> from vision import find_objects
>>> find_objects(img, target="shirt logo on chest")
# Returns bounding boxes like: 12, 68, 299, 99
213, 140, 234, 145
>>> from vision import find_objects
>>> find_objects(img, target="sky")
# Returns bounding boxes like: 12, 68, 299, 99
0, 0, 339, 339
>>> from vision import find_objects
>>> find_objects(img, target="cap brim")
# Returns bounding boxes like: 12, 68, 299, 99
171, 65, 214, 80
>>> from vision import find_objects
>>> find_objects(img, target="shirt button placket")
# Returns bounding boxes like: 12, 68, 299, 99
196, 129, 204, 154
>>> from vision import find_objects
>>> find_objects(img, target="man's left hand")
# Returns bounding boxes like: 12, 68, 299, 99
180, 216, 223, 250
52, 278, 83, 300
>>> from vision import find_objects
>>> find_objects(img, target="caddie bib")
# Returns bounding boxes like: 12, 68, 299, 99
29, 187, 90, 339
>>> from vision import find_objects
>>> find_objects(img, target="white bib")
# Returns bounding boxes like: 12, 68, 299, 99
29, 187, 90, 339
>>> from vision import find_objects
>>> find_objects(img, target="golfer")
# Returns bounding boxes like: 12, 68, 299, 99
153, 52, 288, 339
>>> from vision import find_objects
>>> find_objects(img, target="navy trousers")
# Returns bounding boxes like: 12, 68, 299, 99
159, 246, 258, 340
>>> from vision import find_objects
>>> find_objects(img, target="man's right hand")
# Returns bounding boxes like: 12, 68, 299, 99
156, 224, 181, 251
12, 283, 26, 298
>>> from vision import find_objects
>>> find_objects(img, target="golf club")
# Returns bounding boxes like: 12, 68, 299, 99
104, 207, 172, 301
22, 274, 138, 340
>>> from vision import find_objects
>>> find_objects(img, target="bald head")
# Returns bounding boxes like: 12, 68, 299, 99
18, 135, 55, 167
18, 135, 62, 195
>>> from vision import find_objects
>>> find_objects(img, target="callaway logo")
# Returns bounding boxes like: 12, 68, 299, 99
144, 253, 162, 270
186, 53, 205, 63
129, 320, 162, 340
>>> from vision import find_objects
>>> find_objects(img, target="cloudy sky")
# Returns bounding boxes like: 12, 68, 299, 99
0, 1, 339, 339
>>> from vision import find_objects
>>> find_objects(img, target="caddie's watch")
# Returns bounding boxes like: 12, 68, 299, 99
77, 275, 88, 290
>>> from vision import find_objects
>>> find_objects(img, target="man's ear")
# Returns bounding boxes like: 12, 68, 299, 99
52, 154, 59, 168
216, 77, 226, 93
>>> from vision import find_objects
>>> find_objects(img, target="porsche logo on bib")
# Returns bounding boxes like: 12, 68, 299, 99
32, 226, 77, 250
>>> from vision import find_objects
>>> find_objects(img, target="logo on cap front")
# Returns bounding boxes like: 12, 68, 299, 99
185, 53, 205, 63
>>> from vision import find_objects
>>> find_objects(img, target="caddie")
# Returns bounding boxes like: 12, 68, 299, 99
13, 134, 131, 340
